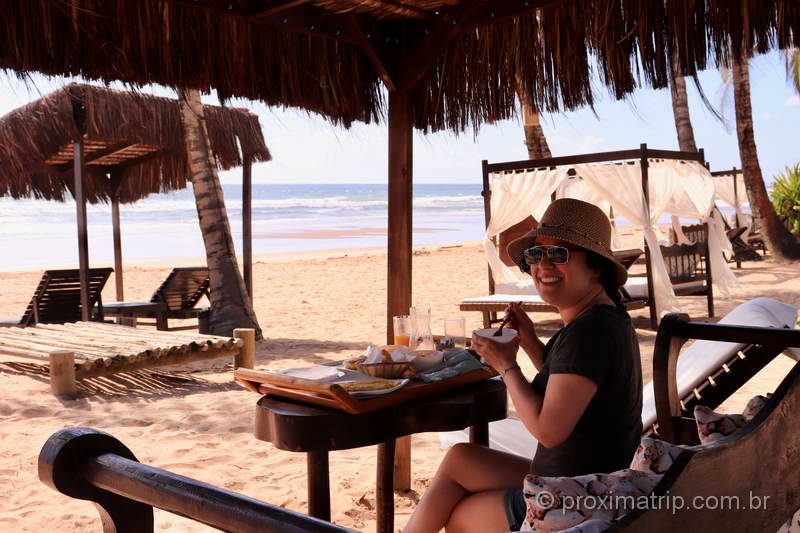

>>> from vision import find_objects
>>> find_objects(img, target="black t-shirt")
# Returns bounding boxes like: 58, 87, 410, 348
529, 304, 643, 477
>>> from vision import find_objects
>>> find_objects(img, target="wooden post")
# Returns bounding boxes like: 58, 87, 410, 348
307, 450, 331, 521
387, 90, 413, 492
74, 141, 90, 321
732, 166, 740, 227
111, 195, 124, 301
49, 350, 77, 398
233, 328, 255, 369
242, 158, 253, 304
640, 143, 658, 330
376, 439, 396, 533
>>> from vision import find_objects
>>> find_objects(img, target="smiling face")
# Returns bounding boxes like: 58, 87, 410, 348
529, 236, 603, 310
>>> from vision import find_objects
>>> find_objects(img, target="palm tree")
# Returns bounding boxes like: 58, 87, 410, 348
787, 48, 800, 94
731, 52, 800, 260
518, 87, 552, 159
669, 59, 698, 152
178, 89, 264, 337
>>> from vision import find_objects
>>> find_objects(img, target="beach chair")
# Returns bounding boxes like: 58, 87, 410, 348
460, 248, 646, 328
603, 314, 800, 531
0, 268, 112, 327
101, 267, 210, 331
440, 297, 799, 458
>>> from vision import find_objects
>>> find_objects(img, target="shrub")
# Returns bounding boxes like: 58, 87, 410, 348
771, 163, 800, 235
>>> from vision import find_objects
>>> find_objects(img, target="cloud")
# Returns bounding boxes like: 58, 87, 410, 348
785, 95, 800, 107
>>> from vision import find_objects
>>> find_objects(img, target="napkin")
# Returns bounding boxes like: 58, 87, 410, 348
362, 345, 414, 363
414, 349, 484, 382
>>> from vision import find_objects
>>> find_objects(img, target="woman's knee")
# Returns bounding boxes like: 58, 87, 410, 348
439, 443, 484, 472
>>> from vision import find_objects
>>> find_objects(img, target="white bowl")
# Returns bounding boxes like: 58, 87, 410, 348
410, 350, 444, 371
473, 327, 518, 343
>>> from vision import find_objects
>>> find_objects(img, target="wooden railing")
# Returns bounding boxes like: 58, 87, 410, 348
38, 427, 358, 533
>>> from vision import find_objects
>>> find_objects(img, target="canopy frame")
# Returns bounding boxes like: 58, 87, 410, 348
482, 143, 707, 329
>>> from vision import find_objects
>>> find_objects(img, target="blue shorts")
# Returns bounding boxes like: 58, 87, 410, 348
504, 488, 526, 531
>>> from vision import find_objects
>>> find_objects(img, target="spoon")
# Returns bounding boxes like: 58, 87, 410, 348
493, 301, 522, 337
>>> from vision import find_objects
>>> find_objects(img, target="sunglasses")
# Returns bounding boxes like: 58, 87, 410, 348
523, 245, 575, 266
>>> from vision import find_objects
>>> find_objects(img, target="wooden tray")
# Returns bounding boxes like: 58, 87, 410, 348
234, 365, 498, 414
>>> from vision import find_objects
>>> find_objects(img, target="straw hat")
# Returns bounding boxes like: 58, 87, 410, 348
506, 198, 628, 287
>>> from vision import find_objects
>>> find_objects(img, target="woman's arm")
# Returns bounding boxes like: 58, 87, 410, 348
471, 333, 597, 448
505, 302, 545, 370
502, 369, 597, 448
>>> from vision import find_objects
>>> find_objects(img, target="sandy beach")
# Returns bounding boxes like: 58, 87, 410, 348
1, 240, 799, 532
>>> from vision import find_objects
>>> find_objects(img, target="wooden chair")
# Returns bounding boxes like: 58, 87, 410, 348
659, 225, 714, 319
102, 267, 210, 331
39, 427, 355, 533
0, 268, 113, 327
605, 314, 800, 531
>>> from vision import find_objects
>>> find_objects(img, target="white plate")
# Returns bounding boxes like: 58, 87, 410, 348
343, 378, 410, 399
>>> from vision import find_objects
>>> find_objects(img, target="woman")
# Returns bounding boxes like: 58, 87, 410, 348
404, 198, 643, 533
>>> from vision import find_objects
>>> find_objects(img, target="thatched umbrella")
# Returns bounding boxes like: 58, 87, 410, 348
0, 83, 271, 312
2, 0, 798, 518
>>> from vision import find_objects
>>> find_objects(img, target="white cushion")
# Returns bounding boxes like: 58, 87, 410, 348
461, 293, 547, 305
641, 297, 798, 427
622, 277, 704, 299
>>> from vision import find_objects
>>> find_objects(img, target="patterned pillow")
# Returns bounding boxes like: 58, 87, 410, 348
694, 394, 771, 444
629, 436, 690, 475
777, 506, 800, 533
520, 469, 661, 532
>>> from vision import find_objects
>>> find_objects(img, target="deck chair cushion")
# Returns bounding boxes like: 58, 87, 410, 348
693, 394, 770, 444
520, 469, 661, 532
629, 436, 690, 475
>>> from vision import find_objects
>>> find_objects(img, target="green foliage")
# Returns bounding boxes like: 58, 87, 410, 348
771, 163, 800, 234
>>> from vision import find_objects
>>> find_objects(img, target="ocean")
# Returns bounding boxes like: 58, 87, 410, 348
0, 183, 487, 271
0, 183, 747, 271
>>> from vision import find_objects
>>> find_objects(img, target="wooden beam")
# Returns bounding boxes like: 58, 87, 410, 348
386, 90, 413, 492
242, 158, 253, 303
52, 142, 135, 172
640, 143, 658, 330
343, 16, 398, 91
246, 0, 313, 21
74, 141, 90, 322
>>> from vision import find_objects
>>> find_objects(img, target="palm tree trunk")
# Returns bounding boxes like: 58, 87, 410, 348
518, 88, 552, 159
178, 89, 264, 337
669, 60, 698, 152
732, 54, 800, 260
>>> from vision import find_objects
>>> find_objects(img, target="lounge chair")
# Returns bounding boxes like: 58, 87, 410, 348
460, 248, 646, 328
605, 313, 800, 531
0, 268, 113, 327
622, 223, 714, 322
440, 297, 799, 458
101, 267, 210, 331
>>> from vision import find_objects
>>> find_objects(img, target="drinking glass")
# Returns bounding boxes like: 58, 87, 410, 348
443, 317, 466, 349
393, 315, 411, 346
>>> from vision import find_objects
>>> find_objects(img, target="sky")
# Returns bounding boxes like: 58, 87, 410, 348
1, 50, 798, 186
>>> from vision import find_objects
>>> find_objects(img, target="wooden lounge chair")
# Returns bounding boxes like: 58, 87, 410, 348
102, 267, 210, 331
604, 314, 800, 531
0, 268, 112, 327
39, 427, 355, 533
725, 225, 763, 267
460, 248, 646, 328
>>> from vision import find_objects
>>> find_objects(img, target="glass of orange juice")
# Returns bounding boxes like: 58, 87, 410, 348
393, 315, 411, 346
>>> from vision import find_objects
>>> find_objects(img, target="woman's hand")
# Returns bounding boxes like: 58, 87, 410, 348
470, 332, 520, 373
505, 302, 538, 348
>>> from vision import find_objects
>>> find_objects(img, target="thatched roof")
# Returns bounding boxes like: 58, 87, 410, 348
0, 83, 271, 204
1, 1, 798, 133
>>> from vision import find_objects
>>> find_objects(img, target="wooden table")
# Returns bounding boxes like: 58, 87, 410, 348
253, 377, 507, 533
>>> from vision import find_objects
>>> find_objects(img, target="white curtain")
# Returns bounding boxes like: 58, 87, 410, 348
556, 176, 626, 249
652, 160, 739, 298
484, 168, 569, 288
714, 172, 750, 240
575, 161, 681, 317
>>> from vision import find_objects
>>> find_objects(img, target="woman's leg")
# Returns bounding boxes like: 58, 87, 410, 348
403, 443, 530, 533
